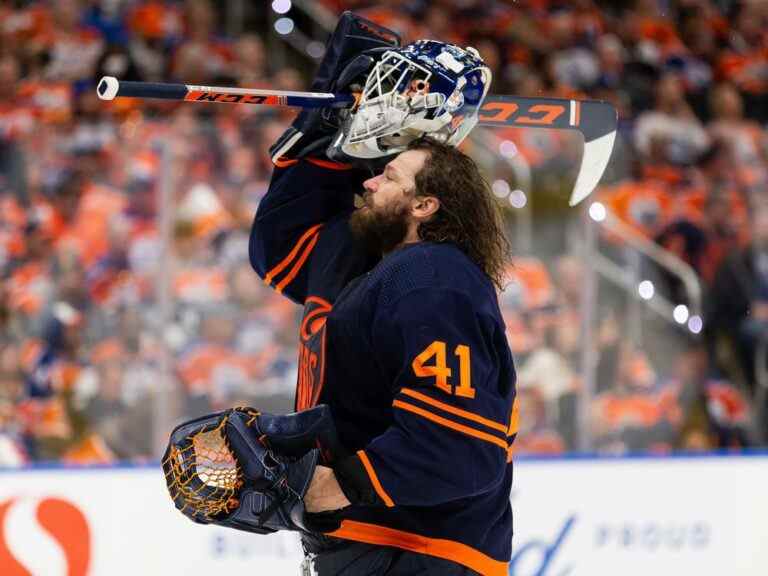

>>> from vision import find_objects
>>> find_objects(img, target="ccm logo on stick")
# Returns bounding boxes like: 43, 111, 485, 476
478, 102, 567, 126
188, 92, 285, 105
0, 496, 91, 576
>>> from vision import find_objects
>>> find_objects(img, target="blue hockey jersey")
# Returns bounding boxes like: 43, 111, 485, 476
250, 157, 518, 576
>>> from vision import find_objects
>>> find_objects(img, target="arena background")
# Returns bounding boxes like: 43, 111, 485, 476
0, 0, 767, 574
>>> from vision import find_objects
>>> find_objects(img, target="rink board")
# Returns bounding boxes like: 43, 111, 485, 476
0, 454, 766, 575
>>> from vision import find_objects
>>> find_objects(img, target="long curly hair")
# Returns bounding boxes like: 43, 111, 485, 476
408, 137, 511, 290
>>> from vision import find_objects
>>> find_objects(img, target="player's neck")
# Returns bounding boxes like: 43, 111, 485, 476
383, 225, 422, 256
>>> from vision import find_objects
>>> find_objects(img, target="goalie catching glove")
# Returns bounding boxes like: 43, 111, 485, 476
162, 404, 343, 534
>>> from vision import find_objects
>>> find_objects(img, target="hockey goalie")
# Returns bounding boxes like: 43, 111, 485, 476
162, 11, 571, 576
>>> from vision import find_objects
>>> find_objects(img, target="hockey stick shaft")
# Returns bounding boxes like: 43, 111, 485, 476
97, 77, 613, 135
96, 76, 357, 108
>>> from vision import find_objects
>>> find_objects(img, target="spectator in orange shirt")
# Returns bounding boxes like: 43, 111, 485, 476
125, 0, 183, 81
176, 302, 259, 414
5, 220, 56, 333
716, 2, 768, 122
52, 161, 127, 267
40, 169, 84, 242
627, 0, 686, 63
592, 343, 678, 454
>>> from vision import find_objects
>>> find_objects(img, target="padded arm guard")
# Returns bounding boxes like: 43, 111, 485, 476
163, 404, 343, 535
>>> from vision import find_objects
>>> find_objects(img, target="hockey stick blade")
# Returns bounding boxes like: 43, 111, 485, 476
478, 96, 617, 205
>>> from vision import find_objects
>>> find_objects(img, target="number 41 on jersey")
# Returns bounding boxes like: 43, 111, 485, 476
412, 340, 474, 399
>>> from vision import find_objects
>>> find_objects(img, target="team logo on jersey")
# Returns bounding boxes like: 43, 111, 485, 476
296, 296, 332, 411
0, 496, 91, 576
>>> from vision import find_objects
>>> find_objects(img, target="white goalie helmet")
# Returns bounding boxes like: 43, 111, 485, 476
331, 40, 492, 159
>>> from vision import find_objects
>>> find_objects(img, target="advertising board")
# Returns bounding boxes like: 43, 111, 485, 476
1, 455, 765, 575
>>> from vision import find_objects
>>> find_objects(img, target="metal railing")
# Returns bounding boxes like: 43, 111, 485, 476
577, 204, 705, 450
595, 207, 703, 326
154, 141, 177, 455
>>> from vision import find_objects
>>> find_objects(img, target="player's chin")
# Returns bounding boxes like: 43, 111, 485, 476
350, 205, 377, 233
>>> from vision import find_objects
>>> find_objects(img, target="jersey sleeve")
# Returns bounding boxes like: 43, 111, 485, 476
335, 286, 516, 508
249, 158, 365, 304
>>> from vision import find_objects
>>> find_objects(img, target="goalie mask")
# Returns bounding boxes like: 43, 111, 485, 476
330, 40, 492, 159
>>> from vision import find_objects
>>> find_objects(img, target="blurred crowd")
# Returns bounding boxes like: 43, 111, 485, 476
0, 0, 766, 466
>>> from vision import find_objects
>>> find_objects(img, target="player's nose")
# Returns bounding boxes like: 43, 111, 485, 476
363, 175, 379, 193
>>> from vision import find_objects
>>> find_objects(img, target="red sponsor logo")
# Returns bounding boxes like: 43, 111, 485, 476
0, 496, 90, 576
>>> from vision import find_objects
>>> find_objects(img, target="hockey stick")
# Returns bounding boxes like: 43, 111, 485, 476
97, 77, 616, 205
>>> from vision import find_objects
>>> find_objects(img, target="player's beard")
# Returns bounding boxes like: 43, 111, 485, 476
349, 200, 410, 255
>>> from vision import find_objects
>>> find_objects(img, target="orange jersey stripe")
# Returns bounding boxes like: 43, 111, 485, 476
273, 156, 299, 168
399, 388, 508, 434
263, 223, 322, 286
275, 230, 320, 294
328, 520, 509, 576
356, 450, 395, 508
392, 400, 508, 451
306, 157, 353, 170
507, 397, 520, 437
